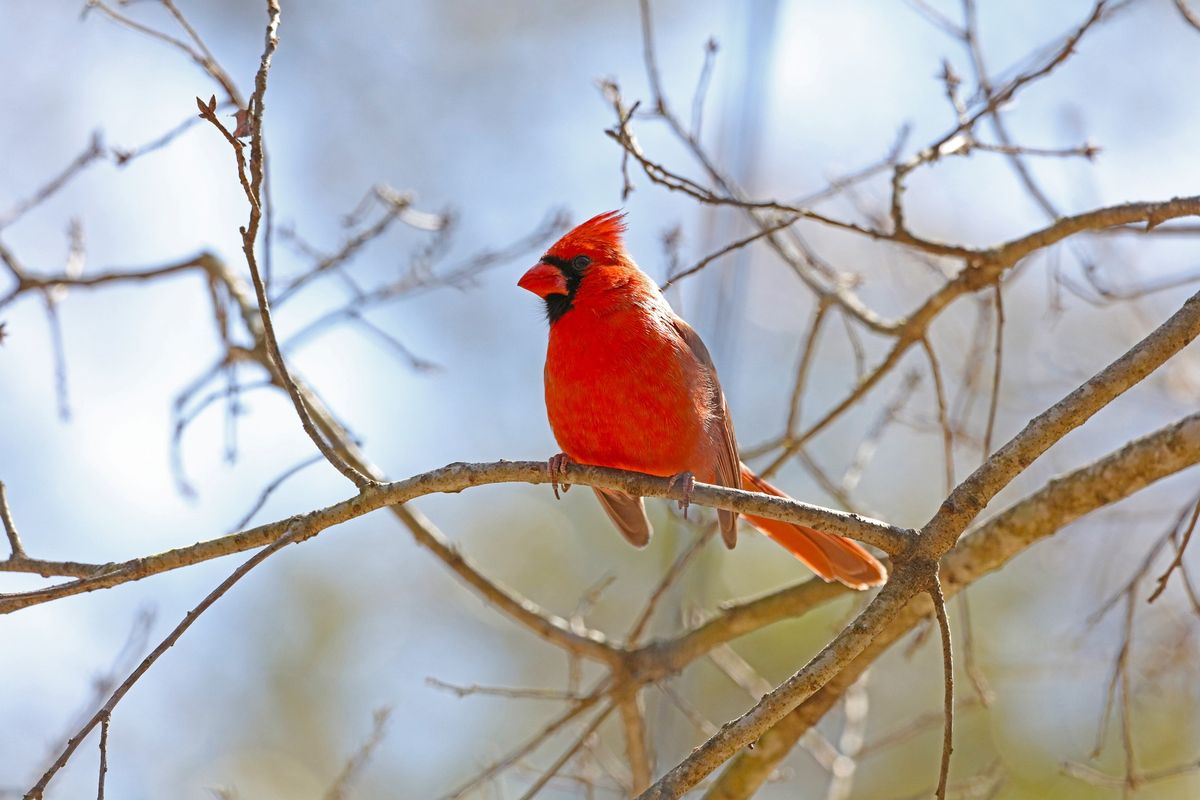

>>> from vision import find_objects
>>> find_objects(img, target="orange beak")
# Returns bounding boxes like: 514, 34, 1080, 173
518, 262, 569, 298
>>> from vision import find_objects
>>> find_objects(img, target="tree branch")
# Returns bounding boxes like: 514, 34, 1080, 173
0, 461, 910, 617
704, 410, 1200, 796
642, 277, 1200, 796
921, 288, 1200, 556
0, 481, 27, 559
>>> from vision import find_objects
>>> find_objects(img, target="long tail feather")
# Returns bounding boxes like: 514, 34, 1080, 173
739, 464, 887, 589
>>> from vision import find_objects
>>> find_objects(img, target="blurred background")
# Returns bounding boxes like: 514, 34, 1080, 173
2, 0, 1199, 797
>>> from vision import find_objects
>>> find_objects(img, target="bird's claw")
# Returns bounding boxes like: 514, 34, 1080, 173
669, 471, 696, 519
548, 453, 573, 500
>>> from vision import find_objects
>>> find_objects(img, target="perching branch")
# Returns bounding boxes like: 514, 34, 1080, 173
0, 460, 911, 617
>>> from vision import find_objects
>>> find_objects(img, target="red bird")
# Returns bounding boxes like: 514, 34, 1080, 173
518, 211, 886, 590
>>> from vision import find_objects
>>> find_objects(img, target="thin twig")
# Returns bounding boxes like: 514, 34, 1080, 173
0, 132, 105, 230
272, 191, 416, 303
922, 337, 955, 495
823, 670, 870, 800
426, 677, 584, 702
1177, 0, 1200, 32
0, 460, 912, 612
443, 683, 610, 799
784, 302, 831, 439
902, 0, 965, 37
0, 481, 27, 559
857, 697, 982, 759
112, 113, 205, 167
690, 38, 719, 138
627, 523, 716, 644
930, 573, 955, 800
95, 715, 109, 800
195, 3, 373, 489
1148, 491, 1200, 603
324, 707, 393, 800
981, 282, 1005, 460
227, 453, 325, 532
839, 371, 922, 495
42, 293, 71, 421
85, 0, 242, 104
660, 215, 798, 290
956, 590, 994, 707
517, 704, 616, 800
659, 681, 718, 738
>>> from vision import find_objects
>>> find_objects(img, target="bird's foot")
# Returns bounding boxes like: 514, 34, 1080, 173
668, 471, 696, 519
547, 452, 573, 499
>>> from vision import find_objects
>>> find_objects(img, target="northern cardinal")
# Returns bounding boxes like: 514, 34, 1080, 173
518, 211, 886, 589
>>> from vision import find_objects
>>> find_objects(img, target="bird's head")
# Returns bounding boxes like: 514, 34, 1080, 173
518, 210, 630, 323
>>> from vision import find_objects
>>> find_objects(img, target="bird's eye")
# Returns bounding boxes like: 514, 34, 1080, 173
572, 255, 591, 270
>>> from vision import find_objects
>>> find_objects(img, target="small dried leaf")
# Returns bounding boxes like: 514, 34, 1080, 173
231, 108, 252, 139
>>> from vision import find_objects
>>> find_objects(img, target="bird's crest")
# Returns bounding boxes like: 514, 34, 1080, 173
546, 210, 627, 261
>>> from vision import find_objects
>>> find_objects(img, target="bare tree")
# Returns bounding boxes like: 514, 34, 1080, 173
3, 1, 1199, 798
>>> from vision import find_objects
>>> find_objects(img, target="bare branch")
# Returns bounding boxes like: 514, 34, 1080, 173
957, 590, 995, 707
627, 522, 716, 644
981, 282, 1005, 460
42, 292, 71, 421
444, 683, 609, 799
645, 282, 1200, 795
921, 287, 1200, 555
659, 215, 798, 291
902, 0, 965, 38
226, 453, 325, 532
1177, 0, 1200, 33
0, 131, 104, 230
111, 113, 205, 167
840, 371, 921, 496
517, 703, 616, 800
0, 481, 27, 559
84, 0, 242, 105
95, 715, 109, 800
921, 337, 956, 495
783, 301, 830, 441
195, 3, 374, 490
0, 460, 913, 617
24, 523, 304, 799
929, 573, 954, 800
703, 411, 1200, 796
689, 38, 719, 138
1148, 491, 1200, 603
324, 707, 392, 800
425, 678, 583, 702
